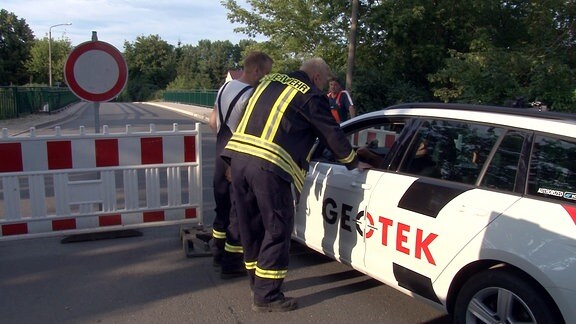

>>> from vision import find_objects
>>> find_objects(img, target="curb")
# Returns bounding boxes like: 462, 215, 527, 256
33, 102, 89, 130
10, 102, 88, 136
144, 102, 212, 124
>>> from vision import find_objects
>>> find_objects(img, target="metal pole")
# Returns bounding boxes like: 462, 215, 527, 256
48, 28, 52, 87
48, 23, 72, 87
94, 102, 100, 133
92, 31, 100, 133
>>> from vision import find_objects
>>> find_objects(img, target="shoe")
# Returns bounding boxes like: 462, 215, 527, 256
252, 297, 298, 312
220, 268, 246, 279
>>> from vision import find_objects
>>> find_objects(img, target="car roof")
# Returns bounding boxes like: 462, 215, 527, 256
385, 102, 576, 122
350, 103, 576, 138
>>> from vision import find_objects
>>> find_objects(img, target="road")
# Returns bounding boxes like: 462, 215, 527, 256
0, 102, 451, 323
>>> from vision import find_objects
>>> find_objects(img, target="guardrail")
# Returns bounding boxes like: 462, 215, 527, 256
0, 123, 203, 240
163, 89, 217, 107
0, 86, 81, 120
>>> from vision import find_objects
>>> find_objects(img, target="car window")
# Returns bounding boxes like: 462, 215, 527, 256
480, 131, 526, 192
349, 122, 403, 151
527, 135, 576, 203
399, 119, 503, 185
311, 118, 406, 168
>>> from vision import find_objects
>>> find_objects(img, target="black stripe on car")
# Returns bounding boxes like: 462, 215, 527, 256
393, 263, 441, 304
398, 178, 471, 218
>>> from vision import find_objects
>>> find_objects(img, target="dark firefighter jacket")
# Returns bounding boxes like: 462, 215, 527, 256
222, 70, 358, 192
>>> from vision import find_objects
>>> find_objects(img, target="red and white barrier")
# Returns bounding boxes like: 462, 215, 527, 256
0, 124, 203, 239
351, 128, 397, 148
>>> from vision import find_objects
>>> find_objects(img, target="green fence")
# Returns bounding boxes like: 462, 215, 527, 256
163, 89, 218, 107
0, 87, 81, 120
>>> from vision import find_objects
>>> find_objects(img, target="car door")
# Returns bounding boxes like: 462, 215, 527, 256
294, 117, 405, 267
363, 119, 525, 299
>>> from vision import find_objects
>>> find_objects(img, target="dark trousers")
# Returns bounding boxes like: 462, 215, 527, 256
212, 155, 243, 270
230, 158, 294, 303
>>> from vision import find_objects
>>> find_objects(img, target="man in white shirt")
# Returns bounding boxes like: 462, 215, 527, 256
208, 52, 273, 279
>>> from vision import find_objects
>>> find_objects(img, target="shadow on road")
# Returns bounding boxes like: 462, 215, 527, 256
286, 240, 453, 323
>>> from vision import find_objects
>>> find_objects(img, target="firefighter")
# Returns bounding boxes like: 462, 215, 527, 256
222, 58, 362, 312
208, 51, 273, 278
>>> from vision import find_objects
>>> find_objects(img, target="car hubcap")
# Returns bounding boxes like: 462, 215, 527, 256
466, 287, 536, 323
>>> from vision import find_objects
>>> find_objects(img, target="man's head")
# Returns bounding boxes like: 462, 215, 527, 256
300, 58, 332, 91
242, 51, 273, 86
328, 78, 343, 94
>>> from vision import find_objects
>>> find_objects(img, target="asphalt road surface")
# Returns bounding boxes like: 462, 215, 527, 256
0, 102, 451, 323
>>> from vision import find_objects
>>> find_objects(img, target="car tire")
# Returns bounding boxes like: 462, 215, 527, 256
454, 270, 562, 324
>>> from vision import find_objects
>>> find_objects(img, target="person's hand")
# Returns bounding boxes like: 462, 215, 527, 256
357, 161, 374, 170
356, 146, 383, 168
356, 146, 372, 156
209, 108, 218, 134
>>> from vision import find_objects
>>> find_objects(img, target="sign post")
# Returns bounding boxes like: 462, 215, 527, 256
64, 32, 128, 133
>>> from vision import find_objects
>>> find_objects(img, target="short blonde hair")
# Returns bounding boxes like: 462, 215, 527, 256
243, 51, 273, 73
300, 57, 331, 78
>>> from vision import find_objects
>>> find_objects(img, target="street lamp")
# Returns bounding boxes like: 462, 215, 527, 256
48, 22, 72, 87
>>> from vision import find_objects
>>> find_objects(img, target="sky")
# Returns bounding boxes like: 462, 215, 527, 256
3, 0, 264, 50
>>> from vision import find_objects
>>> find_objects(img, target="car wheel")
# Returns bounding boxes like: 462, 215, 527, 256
454, 270, 561, 324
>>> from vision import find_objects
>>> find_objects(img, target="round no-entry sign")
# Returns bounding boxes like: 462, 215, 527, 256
64, 40, 128, 102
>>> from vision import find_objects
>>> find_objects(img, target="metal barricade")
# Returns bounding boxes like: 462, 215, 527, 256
0, 123, 203, 239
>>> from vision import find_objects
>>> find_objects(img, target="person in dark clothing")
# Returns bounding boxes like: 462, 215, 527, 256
222, 58, 363, 312
208, 51, 273, 278
327, 77, 355, 123
405, 139, 439, 177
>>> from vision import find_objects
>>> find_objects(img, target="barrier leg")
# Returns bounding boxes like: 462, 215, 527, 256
180, 225, 213, 258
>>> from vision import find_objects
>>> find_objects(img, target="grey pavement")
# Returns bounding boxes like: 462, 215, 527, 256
0, 224, 450, 324
0, 101, 213, 136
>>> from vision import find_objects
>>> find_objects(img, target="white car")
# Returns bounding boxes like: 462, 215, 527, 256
293, 103, 576, 323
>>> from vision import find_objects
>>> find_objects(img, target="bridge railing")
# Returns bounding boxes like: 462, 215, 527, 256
0, 86, 81, 120
163, 89, 217, 107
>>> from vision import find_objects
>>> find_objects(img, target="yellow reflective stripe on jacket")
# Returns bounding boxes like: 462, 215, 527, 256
262, 73, 310, 94
224, 242, 243, 254
245, 260, 258, 270
339, 149, 357, 164
212, 229, 226, 240
226, 140, 304, 192
236, 80, 270, 133
262, 87, 299, 141
255, 266, 288, 279
226, 135, 305, 191
232, 133, 299, 173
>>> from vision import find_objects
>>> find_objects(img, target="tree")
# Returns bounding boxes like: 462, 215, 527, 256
218, 0, 576, 112
0, 9, 35, 85
429, 0, 576, 110
346, 0, 359, 92
221, 0, 440, 111
168, 39, 256, 90
122, 35, 177, 101
221, 0, 353, 72
195, 40, 239, 88
169, 44, 206, 90
26, 37, 72, 85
